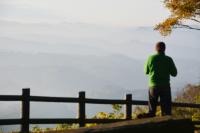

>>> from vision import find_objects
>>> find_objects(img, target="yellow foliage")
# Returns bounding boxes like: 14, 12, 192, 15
155, 0, 200, 36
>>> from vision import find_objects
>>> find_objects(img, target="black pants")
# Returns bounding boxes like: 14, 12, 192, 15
148, 86, 172, 116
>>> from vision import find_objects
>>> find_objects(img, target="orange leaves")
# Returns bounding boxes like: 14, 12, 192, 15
155, 0, 200, 36
154, 17, 179, 36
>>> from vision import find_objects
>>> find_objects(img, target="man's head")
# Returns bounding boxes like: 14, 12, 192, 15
155, 42, 166, 53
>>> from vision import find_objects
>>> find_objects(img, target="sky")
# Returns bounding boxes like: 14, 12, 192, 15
0, 0, 170, 27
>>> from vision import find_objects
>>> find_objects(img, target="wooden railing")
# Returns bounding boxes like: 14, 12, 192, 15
0, 88, 200, 133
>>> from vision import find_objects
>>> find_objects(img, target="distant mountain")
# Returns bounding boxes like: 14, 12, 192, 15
0, 19, 200, 59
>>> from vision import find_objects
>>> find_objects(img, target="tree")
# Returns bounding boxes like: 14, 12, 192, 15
155, 0, 200, 36
172, 84, 200, 120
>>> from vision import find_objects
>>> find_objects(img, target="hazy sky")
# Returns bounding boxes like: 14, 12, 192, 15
0, 0, 170, 27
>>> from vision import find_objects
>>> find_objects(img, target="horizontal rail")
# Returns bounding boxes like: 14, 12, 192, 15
0, 95, 22, 101
0, 118, 125, 125
85, 119, 125, 123
132, 100, 200, 108
85, 98, 126, 104
29, 96, 79, 103
0, 95, 200, 109
192, 121, 200, 125
29, 118, 125, 124
132, 100, 148, 105
172, 102, 200, 108
0, 119, 21, 125
30, 118, 79, 124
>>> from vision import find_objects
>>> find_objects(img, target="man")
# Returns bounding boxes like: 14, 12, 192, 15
143, 42, 177, 117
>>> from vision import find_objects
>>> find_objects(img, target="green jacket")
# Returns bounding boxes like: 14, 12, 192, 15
144, 53, 177, 87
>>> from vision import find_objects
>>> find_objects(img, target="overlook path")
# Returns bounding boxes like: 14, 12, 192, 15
47, 116, 194, 133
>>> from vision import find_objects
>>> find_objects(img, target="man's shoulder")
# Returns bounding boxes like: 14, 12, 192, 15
148, 54, 157, 59
146, 54, 157, 63
148, 54, 173, 61
148, 54, 160, 60
164, 55, 173, 60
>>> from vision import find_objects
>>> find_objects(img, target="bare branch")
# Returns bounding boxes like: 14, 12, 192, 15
174, 24, 200, 30
190, 18, 200, 23
195, 13, 200, 15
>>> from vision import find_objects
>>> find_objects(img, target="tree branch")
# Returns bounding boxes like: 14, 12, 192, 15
174, 24, 200, 30
195, 12, 200, 16
190, 18, 200, 23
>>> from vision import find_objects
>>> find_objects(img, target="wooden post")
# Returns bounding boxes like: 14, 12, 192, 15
125, 94, 132, 120
78, 91, 85, 127
21, 88, 30, 133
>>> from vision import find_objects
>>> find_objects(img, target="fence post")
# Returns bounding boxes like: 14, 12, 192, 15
125, 94, 132, 120
21, 88, 30, 133
78, 91, 85, 127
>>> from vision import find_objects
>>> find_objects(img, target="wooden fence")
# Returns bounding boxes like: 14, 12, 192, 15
0, 88, 200, 133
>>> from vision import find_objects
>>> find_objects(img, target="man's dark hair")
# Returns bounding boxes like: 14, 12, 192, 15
156, 42, 166, 53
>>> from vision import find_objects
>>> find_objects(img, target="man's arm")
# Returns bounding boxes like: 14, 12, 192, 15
144, 58, 149, 75
169, 58, 177, 77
